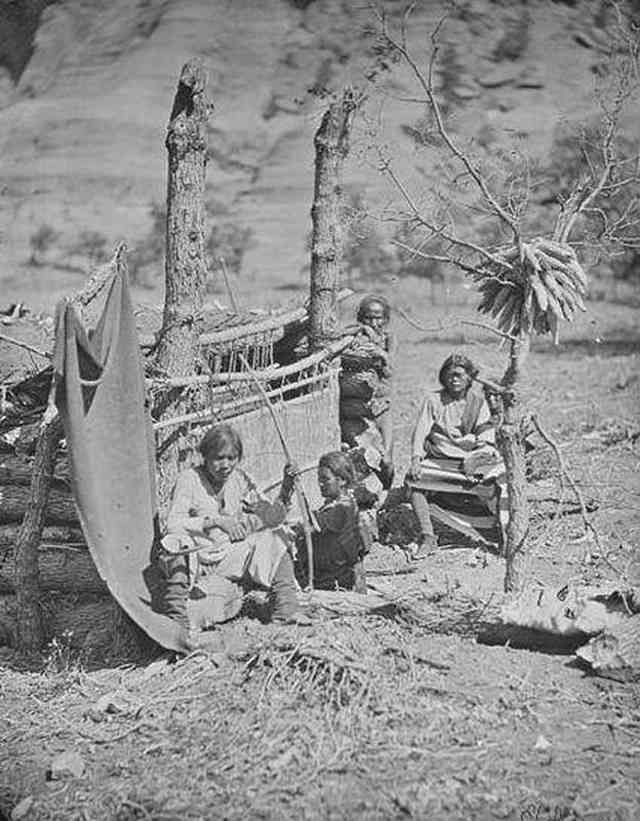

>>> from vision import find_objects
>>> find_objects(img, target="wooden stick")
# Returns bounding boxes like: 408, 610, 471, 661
238, 353, 318, 590
152, 370, 332, 431
0, 333, 51, 360
147, 334, 353, 388
218, 257, 240, 314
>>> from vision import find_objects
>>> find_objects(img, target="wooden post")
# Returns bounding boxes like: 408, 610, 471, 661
13, 409, 62, 651
153, 59, 213, 512
308, 89, 358, 351
498, 334, 531, 593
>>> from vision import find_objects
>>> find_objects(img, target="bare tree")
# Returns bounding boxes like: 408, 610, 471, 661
368, 2, 639, 592
309, 89, 360, 351
153, 59, 214, 512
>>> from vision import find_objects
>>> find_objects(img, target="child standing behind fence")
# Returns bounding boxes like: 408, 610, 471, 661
294, 451, 368, 593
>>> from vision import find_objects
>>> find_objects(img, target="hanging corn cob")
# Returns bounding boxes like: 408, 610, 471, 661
473, 237, 588, 343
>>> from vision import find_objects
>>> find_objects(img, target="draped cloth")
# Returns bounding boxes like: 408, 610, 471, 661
406, 456, 509, 546
53, 269, 189, 653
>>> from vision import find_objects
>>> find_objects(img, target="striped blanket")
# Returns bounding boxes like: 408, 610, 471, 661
406, 454, 508, 547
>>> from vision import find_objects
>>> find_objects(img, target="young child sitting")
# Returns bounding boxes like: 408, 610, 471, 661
294, 451, 368, 593
159, 423, 304, 632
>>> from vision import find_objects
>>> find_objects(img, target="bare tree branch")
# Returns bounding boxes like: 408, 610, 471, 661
372, 5, 520, 241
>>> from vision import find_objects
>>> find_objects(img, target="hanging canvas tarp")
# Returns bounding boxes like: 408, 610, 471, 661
53, 269, 189, 653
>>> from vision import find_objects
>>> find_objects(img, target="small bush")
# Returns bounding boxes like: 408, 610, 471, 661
29, 223, 58, 265
127, 200, 254, 289
204, 199, 254, 291
127, 202, 165, 286
492, 13, 531, 62
70, 229, 109, 264
341, 192, 396, 283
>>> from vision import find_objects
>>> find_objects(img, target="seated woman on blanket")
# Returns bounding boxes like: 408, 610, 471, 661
339, 295, 396, 489
159, 423, 303, 632
406, 353, 500, 557
294, 451, 368, 594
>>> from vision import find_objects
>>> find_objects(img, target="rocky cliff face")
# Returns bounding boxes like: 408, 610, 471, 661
0, 0, 636, 311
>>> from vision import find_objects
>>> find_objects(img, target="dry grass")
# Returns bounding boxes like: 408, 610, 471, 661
1, 297, 640, 820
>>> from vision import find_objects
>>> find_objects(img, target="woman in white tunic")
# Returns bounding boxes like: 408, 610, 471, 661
160, 424, 301, 630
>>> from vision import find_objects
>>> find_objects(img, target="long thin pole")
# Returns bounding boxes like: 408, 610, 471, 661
219, 257, 240, 314
237, 353, 317, 590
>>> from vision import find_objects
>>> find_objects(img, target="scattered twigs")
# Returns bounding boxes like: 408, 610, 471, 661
531, 415, 603, 556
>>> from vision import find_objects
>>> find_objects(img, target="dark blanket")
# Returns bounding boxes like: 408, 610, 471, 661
53, 270, 189, 653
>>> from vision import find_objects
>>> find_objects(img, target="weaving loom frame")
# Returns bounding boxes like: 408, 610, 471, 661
147, 328, 346, 508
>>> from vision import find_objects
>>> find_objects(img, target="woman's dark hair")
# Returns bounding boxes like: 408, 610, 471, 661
357, 295, 390, 324
199, 424, 243, 461
318, 451, 355, 486
438, 353, 478, 387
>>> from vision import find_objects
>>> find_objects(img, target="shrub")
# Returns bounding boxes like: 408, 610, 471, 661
492, 12, 531, 62
204, 199, 254, 291
70, 229, 109, 264
127, 202, 166, 286
28, 223, 58, 265
341, 192, 396, 283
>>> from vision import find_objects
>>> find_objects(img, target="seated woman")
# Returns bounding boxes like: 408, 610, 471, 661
294, 451, 368, 593
159, 423, 303, 632
406, 353, 502, 557
339, 295, 396, 489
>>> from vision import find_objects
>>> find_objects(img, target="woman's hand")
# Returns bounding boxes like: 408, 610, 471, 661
453, 433, 478, 451
280, 462, 299, 502
213, 515, 248, 542
408, 456, 422, 481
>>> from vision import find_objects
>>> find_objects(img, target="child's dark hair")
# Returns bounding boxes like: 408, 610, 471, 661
438, 352, 478, 387
199, 424, 243, 461
357, 295, 390, 323
318, 451, 355, 487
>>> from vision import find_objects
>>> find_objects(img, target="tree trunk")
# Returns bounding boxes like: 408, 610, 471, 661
153, 59, 213, 513
14, 414, 63, 651
498, 333, 531, 593
308, 89, 358, 351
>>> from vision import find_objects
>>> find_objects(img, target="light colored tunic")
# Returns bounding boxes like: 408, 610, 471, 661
411, 388, 495, 461
162, 466, 291, 625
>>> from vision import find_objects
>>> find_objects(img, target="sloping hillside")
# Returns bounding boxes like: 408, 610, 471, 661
0, 0, 636, 311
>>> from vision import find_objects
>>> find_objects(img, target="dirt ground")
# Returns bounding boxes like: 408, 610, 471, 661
1, 290, 639, 821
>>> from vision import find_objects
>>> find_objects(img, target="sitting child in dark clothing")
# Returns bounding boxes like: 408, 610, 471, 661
294, 451, 368, 593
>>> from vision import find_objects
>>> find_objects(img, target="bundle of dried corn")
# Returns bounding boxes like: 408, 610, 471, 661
474, 238, 588, 342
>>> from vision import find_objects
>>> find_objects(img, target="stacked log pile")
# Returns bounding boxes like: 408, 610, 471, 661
0, 450, 112, 649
